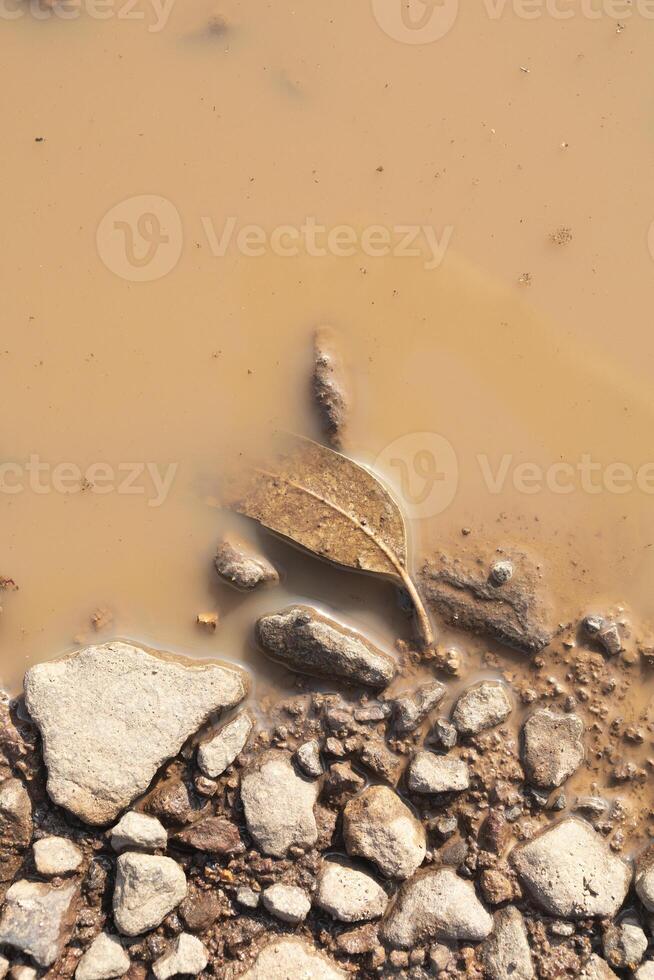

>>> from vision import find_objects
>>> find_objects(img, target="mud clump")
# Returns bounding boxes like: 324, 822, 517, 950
312, 325, 349, 448
421, 549, 554, 654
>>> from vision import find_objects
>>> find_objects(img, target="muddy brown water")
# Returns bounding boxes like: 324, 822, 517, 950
0, 1, 653, 838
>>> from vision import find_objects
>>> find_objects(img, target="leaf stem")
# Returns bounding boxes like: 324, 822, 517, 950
397, 565, 434, 651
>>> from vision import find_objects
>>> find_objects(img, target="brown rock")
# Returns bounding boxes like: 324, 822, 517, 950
335, 923, 379, 955
358, 741, 404, 784
142, 776, 197, 826
479, 811, 511, 855
0, 779, 32, 852
324, 763, 365, 800
174, 816, 243, 855
179, 886, 222, 931
480, 869, 515, 905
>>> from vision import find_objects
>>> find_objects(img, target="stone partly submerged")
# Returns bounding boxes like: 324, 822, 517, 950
23, 642, 249, 825
256, 605, 396, 689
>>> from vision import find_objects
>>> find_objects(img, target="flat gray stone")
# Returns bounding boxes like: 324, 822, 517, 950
152, 933, 208, 979
24, 641, 248, 825
343, 785, 426, 880
479, 906, 534, 980
314, 859, 388, 922
511, 818, 631, 918
635, 963, 654, 980
240, 751, 319, 857
238, 938, 346, 979
113, 852, 187, 936
197, 711, 253, 778
262, 883, 311, 924
451, 682, 512, 736
522, 709, 584, 788
256, 606, 396, 690
0, 878, 79, 967
392, 682, 446, 733
76, 933, 130, 980
33, 836, 83, 875
636, 843, 654, 912
380, 868, 492, 947
407, 751, 470, 794
110, 812, 167, 853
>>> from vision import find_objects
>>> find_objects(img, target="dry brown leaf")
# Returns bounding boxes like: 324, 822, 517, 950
227, 435, 433, 648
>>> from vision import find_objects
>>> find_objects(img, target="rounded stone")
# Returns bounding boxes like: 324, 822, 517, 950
343, 785, 426, 880
314, 860, 388, 922
113, 853, 187, 937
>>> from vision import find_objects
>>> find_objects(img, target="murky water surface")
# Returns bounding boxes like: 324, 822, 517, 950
1, 0, 654, 763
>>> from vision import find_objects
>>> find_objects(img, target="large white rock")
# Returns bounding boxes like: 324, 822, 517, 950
33, 836, 83, 876
110, 812, 167, 853
240, 752, 319, 857
24, 642, 248, 825
343, 785, 426, 880
113, 852, 187, 936
0, 879, 79, 967
511, 818, 631, 918
238, 938, 346, 979
76, 933, 130, 980
314, 859, 388, 922
152, 934, 208, 979
197, 712, 253, 779
380, 868, 492, 947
